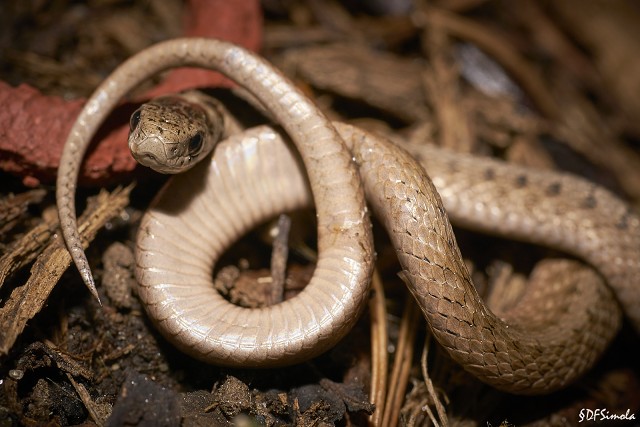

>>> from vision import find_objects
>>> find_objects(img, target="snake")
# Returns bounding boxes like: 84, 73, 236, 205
56, 38, 640, 395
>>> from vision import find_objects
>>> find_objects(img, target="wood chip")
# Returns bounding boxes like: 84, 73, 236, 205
282, 43, 429, 122
0, 188, 46, 237
0, 185, 133, 355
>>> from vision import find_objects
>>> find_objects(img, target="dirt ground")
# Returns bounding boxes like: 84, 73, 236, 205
1, 0, 640, 426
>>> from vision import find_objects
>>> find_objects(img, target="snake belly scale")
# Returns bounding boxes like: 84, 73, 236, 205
56, 38, 640, 395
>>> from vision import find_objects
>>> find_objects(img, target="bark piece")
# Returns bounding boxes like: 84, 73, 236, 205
0, 185, 133, 355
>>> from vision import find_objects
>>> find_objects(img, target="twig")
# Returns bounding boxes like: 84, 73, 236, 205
420, 338, 449, 427
381, 286, 420, 427
369, 269, 388, 426
270, 214, 291, 303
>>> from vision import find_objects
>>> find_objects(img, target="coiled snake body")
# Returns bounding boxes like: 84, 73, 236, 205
56, 38, 640, 395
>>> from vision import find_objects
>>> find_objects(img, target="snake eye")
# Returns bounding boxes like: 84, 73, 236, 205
130, 109, 141, 131
188, 132, 204, 154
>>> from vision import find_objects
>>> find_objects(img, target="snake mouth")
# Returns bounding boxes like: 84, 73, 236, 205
139, 155, 182, 174
133, 151, 159, 166
129, 135, 181, 174
131, 151, 180, 174
131, 151, 164, 170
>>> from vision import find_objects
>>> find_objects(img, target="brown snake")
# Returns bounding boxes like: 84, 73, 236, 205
56, 38, 640, 394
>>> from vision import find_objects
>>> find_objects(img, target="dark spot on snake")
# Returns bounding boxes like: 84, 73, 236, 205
515, 174, 527, 187
546, 182, 562, 196
582, 195, 597, 209
616, 210, 631, 230
484, 168, 495, 180
130, 109, 141, 131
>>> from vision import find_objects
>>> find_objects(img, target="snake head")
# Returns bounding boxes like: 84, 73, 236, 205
128, 91, 224, 174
